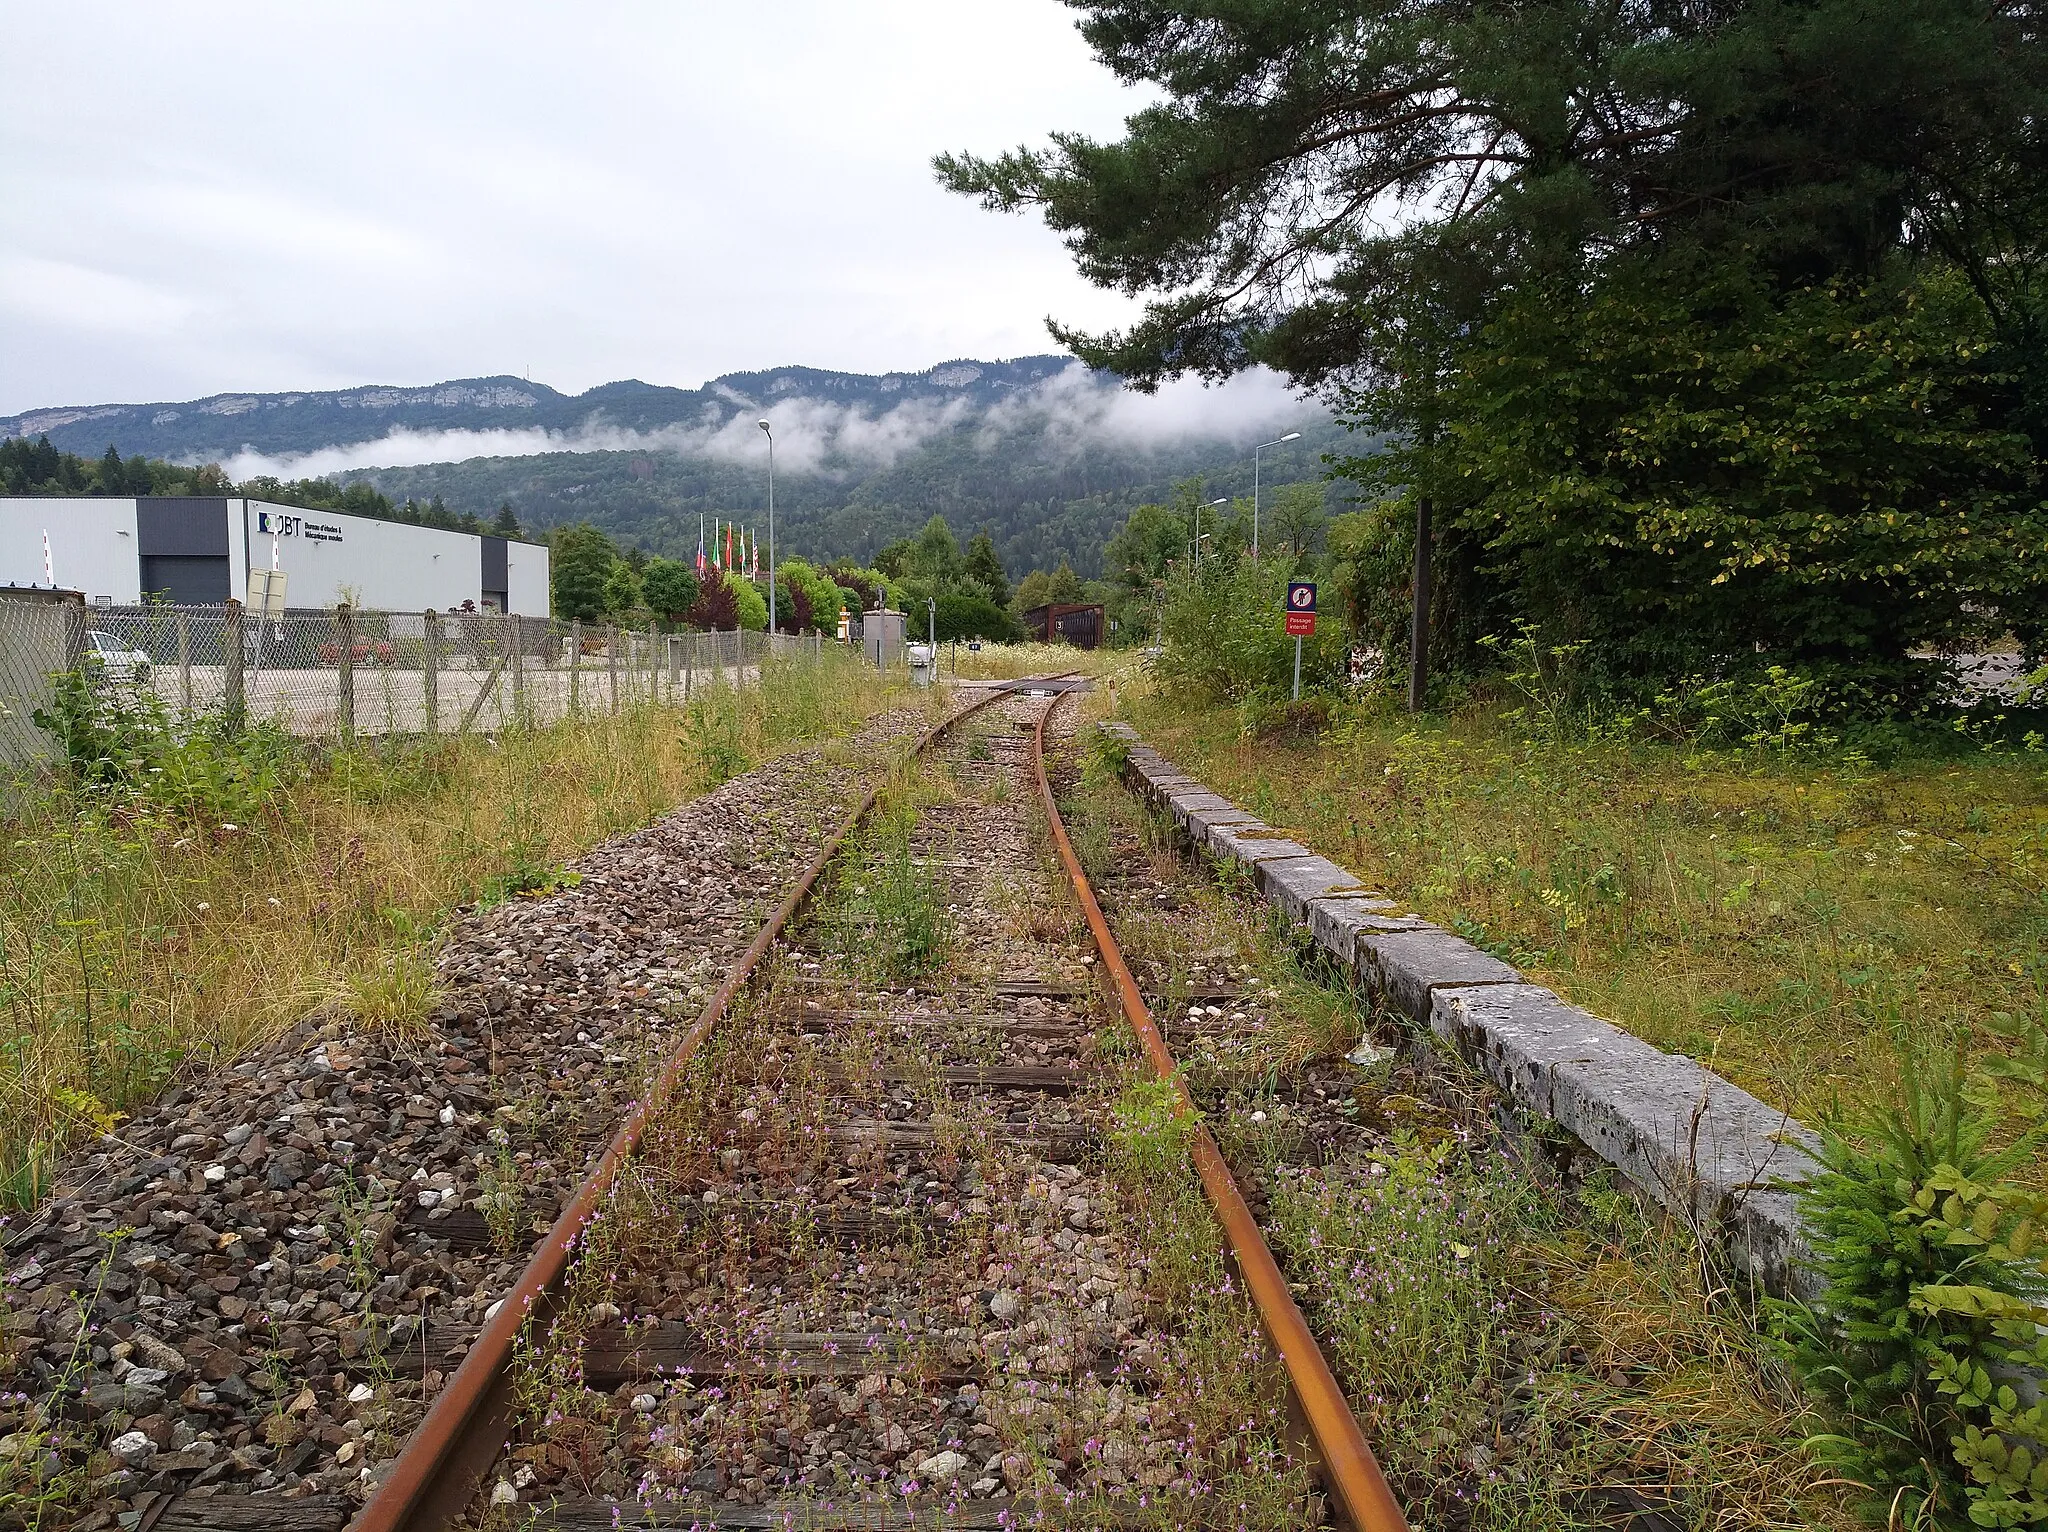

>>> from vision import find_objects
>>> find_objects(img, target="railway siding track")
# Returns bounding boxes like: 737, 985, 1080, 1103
17, 680, 1416, 1532
355, 685, 1401, 1530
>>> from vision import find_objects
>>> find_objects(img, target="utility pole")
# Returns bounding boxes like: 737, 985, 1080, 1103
757, 420, 776, 634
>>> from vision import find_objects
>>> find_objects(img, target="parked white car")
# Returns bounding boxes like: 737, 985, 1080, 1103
86, 630, 152, 685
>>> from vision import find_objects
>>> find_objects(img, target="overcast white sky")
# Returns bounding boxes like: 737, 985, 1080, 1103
0, 2, 1151, 416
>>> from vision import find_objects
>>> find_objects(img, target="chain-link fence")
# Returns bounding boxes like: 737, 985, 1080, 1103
0, 597, 846, 766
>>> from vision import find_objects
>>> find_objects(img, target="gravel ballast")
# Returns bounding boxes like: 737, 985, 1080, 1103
3, 709, 937, 1531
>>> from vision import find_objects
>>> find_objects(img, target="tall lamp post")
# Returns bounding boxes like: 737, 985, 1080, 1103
1252, 431, 1301, 559
1194, 497, 1227, 561
757, 420, 776, 635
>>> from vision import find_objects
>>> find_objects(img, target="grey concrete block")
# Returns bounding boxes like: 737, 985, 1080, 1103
1207, 822, 1316, 866
1259, 855, 1371, 923
1430, 984, 1819, 1297
1180, 805, 1264, 848
1307, 896, 1422, 967
1355, 928, 1522, 1025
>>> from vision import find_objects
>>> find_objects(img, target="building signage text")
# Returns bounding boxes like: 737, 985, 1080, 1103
256, 511, 345, 544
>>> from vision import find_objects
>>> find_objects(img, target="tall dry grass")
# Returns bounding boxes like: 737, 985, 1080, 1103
944, 640, 1110, 681
1122, 685, 2048, 1137
0, 649, 906, 1204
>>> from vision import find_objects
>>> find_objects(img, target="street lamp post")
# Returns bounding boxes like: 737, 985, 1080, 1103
1194, 497, 1227, 562
1253, 431, 1302, 559
757, 420, 776, 635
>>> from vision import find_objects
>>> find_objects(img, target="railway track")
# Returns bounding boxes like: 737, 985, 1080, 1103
348, 681, 1405, 1530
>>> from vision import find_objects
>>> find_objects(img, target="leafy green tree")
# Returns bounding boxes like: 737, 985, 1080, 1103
910, 515, 966, 582
873, 537, 915, 579
1104, 500, 1188, 592
1012, 568, 1053, 616
603, 560, 643, 617
491, 503, 523, 537
1343, 258, 2048, 701
775, 559, 848, 634
939, 0, 2048, 703
1157, 554, 1343, 702
963, 530, 1010, 606
550, 523, 618, 623
1269, 482, 1327, 566
732, 578, 768, 631
642, 557, 700, 630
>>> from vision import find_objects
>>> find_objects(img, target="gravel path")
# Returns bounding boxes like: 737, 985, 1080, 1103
2, 705, 939, 1532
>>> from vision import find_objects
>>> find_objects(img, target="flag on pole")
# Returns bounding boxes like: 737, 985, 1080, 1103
750, 529, 760, 582
695, 515, 707, 577
725, 522, 734, 573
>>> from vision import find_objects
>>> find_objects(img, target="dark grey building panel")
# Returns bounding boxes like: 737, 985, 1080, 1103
137, 499, 231, 557
139, 554, 230, 605
481, 535, 509, 610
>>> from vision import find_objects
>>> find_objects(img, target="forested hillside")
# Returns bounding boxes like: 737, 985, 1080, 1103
2, 355, 1349, 580
349, 414, 1345, 579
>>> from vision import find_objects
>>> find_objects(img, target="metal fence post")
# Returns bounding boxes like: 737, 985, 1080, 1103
568, 619, 582, 713
176, 611, 192, 713
336, 604, 355, 742
607, 626, 619, 712
646, 624, 658, 704
508, 614, 525, 725
684, 632, 694, 700
423, 610, 440, 736
223, 599, 245, 730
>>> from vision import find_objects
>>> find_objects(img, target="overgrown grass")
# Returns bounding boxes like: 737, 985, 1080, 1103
944, 641, 1109, 681
0, 649, 906, 1204
823, 795, 953, 982
1056, 745, 1862, 1530
1123, 684, 2048, 1138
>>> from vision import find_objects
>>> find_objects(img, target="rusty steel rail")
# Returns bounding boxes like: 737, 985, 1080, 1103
352, 675, 1076, 1532
1028, 692, 1412, 1532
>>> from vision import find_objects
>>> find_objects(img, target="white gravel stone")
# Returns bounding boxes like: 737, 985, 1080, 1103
916, 1449, 970, 1482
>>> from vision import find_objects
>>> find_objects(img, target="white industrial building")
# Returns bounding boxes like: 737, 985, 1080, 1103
0, 497, 550, 615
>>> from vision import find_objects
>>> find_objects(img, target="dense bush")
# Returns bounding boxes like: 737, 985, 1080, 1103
32, 668, 305, 826
932, 592, 1021, 643
1156, 555, 1346, 704
1776, 1044, 2048, 1528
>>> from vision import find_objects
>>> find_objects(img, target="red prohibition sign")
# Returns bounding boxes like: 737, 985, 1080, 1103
1286, 582, 1317, 612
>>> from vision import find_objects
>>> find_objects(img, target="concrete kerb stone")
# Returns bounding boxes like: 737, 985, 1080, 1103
1309, 898, 1428, 968
1257, 854, 1369, 923
1095, 718, 1821, 1298
1356, 927, 1523, 1027
1431, 984, 1820, 1297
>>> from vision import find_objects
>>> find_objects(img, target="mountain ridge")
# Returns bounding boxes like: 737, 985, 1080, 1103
0, 356, 1084, 463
